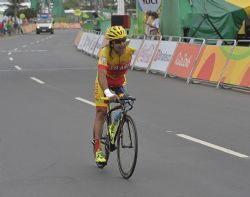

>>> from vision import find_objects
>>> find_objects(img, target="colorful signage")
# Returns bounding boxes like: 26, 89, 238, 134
138, 0, 161, 12
167, 43, 202, 79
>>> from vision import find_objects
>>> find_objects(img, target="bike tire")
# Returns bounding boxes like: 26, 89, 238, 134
117, 115, 138, 179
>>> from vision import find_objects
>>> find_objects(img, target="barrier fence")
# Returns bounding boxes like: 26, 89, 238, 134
74, 30, 250, 92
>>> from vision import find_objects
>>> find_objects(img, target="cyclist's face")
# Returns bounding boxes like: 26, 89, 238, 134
112, 38, 126, 55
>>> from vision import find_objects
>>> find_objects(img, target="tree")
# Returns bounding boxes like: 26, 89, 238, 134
18, 8, 37, 20
63, 0, 136, 12
4, 0, 26, 21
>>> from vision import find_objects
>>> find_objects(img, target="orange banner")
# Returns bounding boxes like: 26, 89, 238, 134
167, 43, 202, 79
221, 46, 250, 88
192, 45, 232, 82
54, 23, 81, 29
22, 24, 36, 33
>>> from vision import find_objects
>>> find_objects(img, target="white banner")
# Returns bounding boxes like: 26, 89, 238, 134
93, 35, 105, 57
86, 34, 100, 55
77, 32, 87, 51
83, 33, 94, 53
138, 0, 161, 12
117, 0, 125, 14
128, 39, 144, 65
149, 41, 178, 73
133, 39, 159, 70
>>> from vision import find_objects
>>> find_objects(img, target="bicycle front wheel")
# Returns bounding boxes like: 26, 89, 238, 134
117, 115, 138, 179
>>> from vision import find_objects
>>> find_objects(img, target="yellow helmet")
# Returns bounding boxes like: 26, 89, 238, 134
105, 26, 127, 40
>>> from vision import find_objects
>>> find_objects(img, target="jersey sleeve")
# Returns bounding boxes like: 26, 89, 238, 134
127, 46, 136, 56
98, 47, 109, 70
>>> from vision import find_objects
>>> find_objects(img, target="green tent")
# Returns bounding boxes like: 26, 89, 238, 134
160, 0, 249, 39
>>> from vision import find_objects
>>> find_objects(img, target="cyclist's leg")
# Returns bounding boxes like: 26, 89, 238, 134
93, 107, 107, 150
93, 78, 108, 163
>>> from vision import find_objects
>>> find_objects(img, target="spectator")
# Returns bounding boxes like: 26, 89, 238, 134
92, 12, 101, 32
6, 19, 13, 36
144, 10, 154, 38
13, 20, 18, 34
149, 12, 161, 39
17, 18, 23, 34
0, 21, 4, 36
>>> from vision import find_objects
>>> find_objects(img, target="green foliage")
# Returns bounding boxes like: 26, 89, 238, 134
63, 0, 81, 10
54, 17, 71, 23
18, 8, 37, 19
4, 0, 25, 16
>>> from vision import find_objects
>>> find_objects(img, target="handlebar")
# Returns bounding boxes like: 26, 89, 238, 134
101, 96, 136, 112
101, 96, 136, 103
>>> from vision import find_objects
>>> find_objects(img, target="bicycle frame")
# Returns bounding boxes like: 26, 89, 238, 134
106, 97, 135, 143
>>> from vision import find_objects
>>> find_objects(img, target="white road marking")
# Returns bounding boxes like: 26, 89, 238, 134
9, 57, 13, 61
30, 50, 48, 52
22, 45, 27, 48
75, 97, 95, 107
30, 77, 45, 84
8, 52, 12, 55
14, 48, 18, 51
14, 65, 22, 71
9, 49, 48, 53
176, 134, 249, 159
166, 130, 174, 133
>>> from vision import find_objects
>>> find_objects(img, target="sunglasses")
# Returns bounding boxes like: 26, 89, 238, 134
113, 38, 127, 44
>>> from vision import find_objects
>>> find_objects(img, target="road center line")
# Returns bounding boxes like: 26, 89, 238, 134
75, 97, 95, 107
176, 134, 249, 159
14, 65, 22, 71
30, 77, 45, 84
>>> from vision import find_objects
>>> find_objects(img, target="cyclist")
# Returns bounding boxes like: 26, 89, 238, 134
93, 26, 135, 165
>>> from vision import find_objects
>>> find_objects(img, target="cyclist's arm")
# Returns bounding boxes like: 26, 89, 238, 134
98, 68, 108, 91
98, 68, 118, 99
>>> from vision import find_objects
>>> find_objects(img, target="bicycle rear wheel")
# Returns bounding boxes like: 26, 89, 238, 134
117, 115, 138, 179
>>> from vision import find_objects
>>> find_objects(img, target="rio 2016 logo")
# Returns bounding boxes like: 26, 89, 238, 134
139, 0, 161, 12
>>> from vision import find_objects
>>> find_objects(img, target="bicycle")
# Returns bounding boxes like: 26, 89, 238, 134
92, 96, 138, 179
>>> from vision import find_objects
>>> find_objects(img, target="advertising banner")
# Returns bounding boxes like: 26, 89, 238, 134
86, 34, 100, 55
128, 39, 144, 65
167, 43, 202, 79
192, 45, 232, 82
133, 39, 159, 70
221, 46, 250, 88
138, 0, 162, 12
83, 33, 94, 53
93, 35, 105, 57
149, 41, 178, 73
77, 32, 88, 51
74, 31, 83, 47
136, 0, 162, 34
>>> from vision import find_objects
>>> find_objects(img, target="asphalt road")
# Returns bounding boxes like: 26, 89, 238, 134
0, 30, 249, 197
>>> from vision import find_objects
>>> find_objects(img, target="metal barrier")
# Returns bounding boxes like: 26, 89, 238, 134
205, 39, 236, 46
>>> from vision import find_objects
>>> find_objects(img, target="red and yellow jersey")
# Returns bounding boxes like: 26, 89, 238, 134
97, 45, 135, 87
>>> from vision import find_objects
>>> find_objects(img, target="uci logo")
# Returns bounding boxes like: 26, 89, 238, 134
139, 0, 161, 12
143, 0, 158, 4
